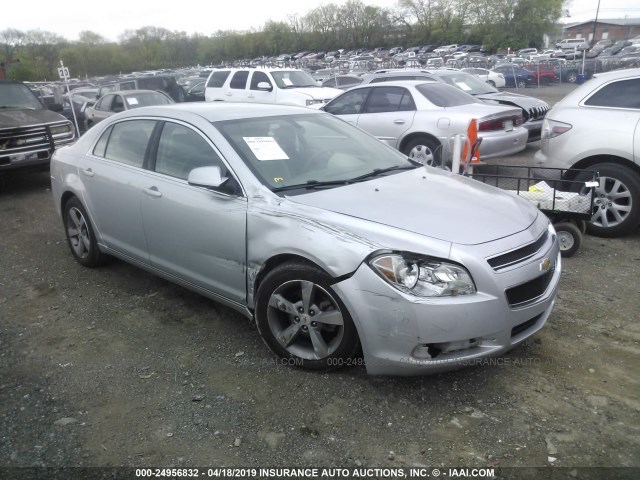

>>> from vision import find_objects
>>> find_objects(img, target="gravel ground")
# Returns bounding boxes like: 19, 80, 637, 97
1, 83, 639, 480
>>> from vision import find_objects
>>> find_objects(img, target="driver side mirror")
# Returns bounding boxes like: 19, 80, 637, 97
256, 82, 273, 92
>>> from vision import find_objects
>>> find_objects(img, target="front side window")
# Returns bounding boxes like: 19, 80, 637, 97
155, 122, 225, 180
323, 88, 370, 115
96, 95, 114, 112
250, 71, 272, 90
584, 78, 640, 109
101, 120, 156, 168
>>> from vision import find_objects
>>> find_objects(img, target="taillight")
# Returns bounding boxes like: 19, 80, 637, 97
541, 118, 572, 139
478, 114, 523, 132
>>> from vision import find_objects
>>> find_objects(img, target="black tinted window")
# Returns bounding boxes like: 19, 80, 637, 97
155, 122, 224, 180
250, 71, 271, 90
584, 78, 640, 109
103, 120, 156, 167
207, 71, 231, 88
230, 71, 249, 90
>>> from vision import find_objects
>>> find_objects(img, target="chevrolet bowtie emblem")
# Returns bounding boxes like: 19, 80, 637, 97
540, 258, 552, 272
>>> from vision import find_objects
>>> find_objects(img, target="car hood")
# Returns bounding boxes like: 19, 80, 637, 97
289, 86, 342, 100
0, 109, 70, 128
475, 91, 550, 111
287, 168, 539, 245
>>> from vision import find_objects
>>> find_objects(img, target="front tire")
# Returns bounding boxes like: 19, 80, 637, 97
255, 262, 359, 371
63, 197, 106, 267
516, 79, 526, 88
403, 136, 442, 167
566, 71, 578, 83
586, 163, 640, 237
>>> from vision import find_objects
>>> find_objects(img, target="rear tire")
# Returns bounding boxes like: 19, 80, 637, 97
63, 197, 107, 267
516, 79, 526, 88
403, 136, 442, 167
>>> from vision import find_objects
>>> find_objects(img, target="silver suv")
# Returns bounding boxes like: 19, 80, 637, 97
534, 68, 640, 237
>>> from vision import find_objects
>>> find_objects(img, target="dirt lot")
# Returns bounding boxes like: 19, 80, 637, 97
1, 83, 639, 479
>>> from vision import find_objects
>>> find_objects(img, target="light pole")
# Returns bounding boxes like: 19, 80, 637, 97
591, 0, 601, 44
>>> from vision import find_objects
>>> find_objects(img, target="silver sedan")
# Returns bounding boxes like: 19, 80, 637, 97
51, 103, 560, 375
322, 81, 528, 166
84, 90, 173, 130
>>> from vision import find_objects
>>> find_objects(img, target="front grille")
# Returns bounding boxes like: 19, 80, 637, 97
0, 122, 74, 164
525, 105, 550, 123
488, 229, 549, 271
506, 266, 555, 308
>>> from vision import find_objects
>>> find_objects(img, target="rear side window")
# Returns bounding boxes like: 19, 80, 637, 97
207, 71, 231, 88
230, 71, 249, 90
363, 87, 415, 113
584, 78, 640, 109
101, 120, 156, 167
415, 83, 477, 107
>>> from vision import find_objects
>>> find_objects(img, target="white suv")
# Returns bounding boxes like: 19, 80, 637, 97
204, 68, 341, 107
534, 68, 640, 237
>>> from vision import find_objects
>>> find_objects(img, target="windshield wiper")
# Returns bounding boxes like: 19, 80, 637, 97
272, 179, 350, 192
347, 164, 420, 183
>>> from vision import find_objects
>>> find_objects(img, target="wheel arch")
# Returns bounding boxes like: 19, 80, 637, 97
250, 253, 348, 312
569, 154, 640, 178
399, 132, 441, 154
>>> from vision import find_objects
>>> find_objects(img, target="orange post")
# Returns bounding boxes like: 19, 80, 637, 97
461, 118, 481, 165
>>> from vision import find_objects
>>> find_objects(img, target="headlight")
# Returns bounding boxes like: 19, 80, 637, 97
50, 124, 72, 135
370, 253, 476, 297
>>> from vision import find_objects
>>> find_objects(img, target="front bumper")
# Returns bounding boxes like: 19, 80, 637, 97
332, 231, 561, 375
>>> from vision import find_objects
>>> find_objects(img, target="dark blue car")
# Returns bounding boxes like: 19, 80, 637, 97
491, 65, 532, 88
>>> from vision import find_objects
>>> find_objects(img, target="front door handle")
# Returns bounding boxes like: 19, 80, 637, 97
82, 168, 94, 177
143, 186, 162, 198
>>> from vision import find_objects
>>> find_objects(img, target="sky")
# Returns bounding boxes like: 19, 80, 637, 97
2, 0, 639, 42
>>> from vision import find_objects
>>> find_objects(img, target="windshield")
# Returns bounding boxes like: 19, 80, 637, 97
214, 113, 416, 193
0, 83, 45, 110
437, 72, 499, 95
271, 70, 319, 89
124, 92, 173, 108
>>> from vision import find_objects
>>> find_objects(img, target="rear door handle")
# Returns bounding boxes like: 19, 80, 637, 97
393, 120, 405, 125
82, 168, 94, 177
143, 186, 162, 198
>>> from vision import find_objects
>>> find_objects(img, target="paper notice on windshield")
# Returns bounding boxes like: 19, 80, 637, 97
454, 81, 472, 91
243, 137, 289, 161
127, 97, 139, 105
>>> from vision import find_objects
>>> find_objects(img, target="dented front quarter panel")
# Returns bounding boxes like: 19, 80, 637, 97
245, 185, 453, 309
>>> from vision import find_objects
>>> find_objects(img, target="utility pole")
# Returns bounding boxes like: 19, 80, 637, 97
591, 0, 601, 44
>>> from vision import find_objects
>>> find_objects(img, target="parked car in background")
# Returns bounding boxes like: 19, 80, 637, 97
183, 81, 205, 102
534, 68, 640, 237
61, 94, 95, 134
0, 80, 75, 173
360, 69, 550, 141
205, 68, 341, 107
321, 74, 363, 90
51, 102, 560, 375
322, 81, 527, 166
492, 64, 532, 88
462, 67, 506, 88
556, 39, 590, 51
84, 90, 174, 129
97, 75, 186, 103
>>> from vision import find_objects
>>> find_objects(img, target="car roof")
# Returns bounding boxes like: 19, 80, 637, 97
113, 102, 323, 123
104, 89, 172, 97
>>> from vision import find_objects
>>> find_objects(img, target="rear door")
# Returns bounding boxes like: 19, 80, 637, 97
224, 70, 250, 102
355, 86, 416, 149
